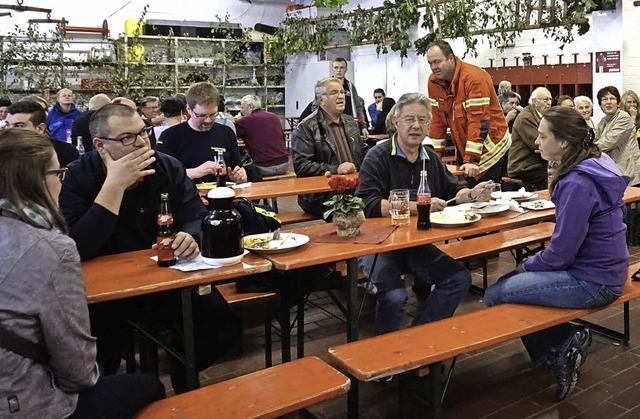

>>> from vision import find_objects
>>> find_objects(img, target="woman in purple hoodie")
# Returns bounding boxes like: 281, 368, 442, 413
484, 106, 630, 401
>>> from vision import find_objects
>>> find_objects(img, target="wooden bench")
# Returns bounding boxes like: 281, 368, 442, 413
262, 171, 296, 182
328, 263, 640, 419
135, 356, 351, 419
277, 210, 320, 225
438, 222, 555, 292
261, 171, 297, 212
216, 283, 281, 367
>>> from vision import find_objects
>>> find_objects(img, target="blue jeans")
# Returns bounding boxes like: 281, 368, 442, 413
359, 245, 471, 335
484, 270, 622, 365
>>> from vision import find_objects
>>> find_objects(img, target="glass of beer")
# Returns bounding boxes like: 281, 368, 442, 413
389, 189, 410, 226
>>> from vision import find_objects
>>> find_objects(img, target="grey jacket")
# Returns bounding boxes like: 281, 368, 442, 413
292, 110, 365, 215
596, 109, 640, 185
0, 214, 99, 418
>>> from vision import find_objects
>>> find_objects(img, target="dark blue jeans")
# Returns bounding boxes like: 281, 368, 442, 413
484, 269, 622, 364
359, 245, 471, 335
69, 373, 165, 419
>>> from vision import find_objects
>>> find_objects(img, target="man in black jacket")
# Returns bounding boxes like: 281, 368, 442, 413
292, 76, 365, 216
60, 103, 241, 393
6, 101, 79, 167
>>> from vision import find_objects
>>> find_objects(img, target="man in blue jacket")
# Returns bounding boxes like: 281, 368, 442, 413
46, 88, 83, 142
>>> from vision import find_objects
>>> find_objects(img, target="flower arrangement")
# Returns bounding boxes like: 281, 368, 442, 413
322, 175, 364, 220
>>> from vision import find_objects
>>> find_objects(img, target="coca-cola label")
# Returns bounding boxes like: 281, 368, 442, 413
417, 193, 431, 205
157, 214, 173, 225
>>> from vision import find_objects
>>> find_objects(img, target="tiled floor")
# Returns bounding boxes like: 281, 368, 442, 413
159, 194, 640, 418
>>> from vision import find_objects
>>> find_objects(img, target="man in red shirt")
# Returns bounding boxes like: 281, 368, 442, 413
427, 40, 511, 185
235, 95, 289, 176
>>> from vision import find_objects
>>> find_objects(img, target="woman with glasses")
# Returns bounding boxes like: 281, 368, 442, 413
595, 86, 640, 185
0, 128, 165, 418
485, 107, 629, 401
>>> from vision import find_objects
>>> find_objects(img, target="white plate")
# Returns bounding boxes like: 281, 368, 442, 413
201, 253, 244, 266
431, 212, 481, 227
520, 200, 555, 210
458, 203, 511, 217
243, 233, 310, 254
491, 191, 538, 202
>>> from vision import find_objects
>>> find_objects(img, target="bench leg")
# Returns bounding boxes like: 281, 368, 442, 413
347, 376, 359, 419
181, 288, 198, 391
577, 301, 631, 343
264, 316, 273, 368
398, 362, 444, 419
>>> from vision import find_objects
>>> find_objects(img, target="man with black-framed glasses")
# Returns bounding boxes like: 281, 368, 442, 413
156, 82, 247, 184
59, 103, 241, 393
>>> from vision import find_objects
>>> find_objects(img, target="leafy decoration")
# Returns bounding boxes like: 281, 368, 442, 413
266, 0, 618, 59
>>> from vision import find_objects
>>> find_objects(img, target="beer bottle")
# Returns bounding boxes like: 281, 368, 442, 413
157, 193, 177, 267
416, 170, 432, 230
215, 150, 227, 187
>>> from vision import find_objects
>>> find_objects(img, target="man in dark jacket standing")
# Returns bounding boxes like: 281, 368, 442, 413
292, 76, 365, 216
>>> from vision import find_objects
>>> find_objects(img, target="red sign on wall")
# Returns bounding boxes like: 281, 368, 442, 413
595, 51, 620, 73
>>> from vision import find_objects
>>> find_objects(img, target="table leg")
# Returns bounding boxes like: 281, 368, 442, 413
346, 258, 359, 342
181, 288, 198, 391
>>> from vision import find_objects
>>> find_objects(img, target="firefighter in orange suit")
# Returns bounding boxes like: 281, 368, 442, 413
427, 39, 511, 185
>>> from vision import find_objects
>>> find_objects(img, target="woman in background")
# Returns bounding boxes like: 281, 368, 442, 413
0, 129, 164, 418
595, 86, 640, 185
484, 107, 629, 401
573, 95, 600, 130
620, 90, 640, 146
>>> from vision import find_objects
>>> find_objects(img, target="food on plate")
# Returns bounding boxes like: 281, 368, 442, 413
196, 182, 217, 190
431, 212, 477, 224
529, 200, 546, 209
243, 236, 272, 249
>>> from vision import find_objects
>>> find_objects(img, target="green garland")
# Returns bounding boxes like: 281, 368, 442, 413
266, 0, 617, 59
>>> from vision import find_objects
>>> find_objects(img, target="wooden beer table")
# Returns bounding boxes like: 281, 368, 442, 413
83, 250, 272, 390
261, 185, 640, 349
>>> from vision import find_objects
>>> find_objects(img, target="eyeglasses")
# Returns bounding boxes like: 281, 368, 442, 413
98, 126, 153, 146
536, 98, 553, 102
399, 115, 430, 125
45, 167, 68, 182
192, 111, 217, 120
323, 90, 346, 98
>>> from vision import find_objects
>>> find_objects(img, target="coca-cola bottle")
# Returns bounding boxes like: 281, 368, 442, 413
416, 170, 432, 230
156, 193, 177, 267
215, 150, 227, 187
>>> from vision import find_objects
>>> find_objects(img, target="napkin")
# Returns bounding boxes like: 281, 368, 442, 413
232, 182, 252, 189
150, 250, 250, 271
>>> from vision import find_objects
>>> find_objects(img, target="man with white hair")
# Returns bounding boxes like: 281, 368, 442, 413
46, 88, 83, 142
235, 95, 289, 176
72, 93, 112, 152
292, 76, 365, 216
507, 86, 553, 190
356, 92, 492, 338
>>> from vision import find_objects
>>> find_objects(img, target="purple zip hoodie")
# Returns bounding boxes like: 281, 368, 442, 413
523, 154, 630, 286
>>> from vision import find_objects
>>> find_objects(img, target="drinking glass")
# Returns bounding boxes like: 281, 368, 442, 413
389, 189, 410, 226
490, 183, 502, 199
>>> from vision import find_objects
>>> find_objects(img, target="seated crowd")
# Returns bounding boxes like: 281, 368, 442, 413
1, 37, 639, 416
